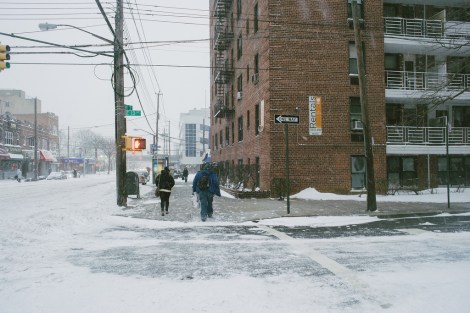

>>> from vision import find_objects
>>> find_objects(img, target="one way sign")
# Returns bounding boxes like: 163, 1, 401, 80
275, 115, 300, 124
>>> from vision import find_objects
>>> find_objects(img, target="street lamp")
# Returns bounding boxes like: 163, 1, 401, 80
39, 23, 114, 45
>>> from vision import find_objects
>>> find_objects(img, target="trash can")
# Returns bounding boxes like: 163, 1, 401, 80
126, 171, 140, 198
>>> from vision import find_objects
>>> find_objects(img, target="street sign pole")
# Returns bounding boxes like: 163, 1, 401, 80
285, 123, 290, 214
275, 114, 298, 214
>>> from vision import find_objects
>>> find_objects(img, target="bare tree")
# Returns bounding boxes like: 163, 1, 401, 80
101, 137, 115, 174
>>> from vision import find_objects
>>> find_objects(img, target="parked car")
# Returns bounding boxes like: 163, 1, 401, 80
173, 170, 182, 179
46, 171, 67, 180
136, 171, 149, 185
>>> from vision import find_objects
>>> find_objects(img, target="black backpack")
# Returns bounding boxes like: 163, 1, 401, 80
198, 172, 210, 191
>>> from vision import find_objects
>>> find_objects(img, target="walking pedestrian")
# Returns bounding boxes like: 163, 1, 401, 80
16, 168, 22, 183
192, 163, 221, 221
155, 167, 175, 216
183, 167, 189, 183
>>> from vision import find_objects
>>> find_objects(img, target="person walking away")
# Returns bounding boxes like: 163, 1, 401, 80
155, 167, 175, 216
192, 163, 221, 221
16, 168, 22, 183
183, 167, 189, 183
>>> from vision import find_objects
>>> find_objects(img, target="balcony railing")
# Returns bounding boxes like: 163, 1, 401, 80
385, 70, 470, 91
387, 126, 470, 145
384, 17, 443, 38
384, 17, 470, 40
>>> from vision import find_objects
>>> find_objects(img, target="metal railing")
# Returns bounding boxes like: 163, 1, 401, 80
385, 70, 470, 91
387, 126, 470, 145
384, 17, 443, 38
384, 17, 470, 40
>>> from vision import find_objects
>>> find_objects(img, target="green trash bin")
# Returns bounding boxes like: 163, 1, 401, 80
126, 171, 140, 198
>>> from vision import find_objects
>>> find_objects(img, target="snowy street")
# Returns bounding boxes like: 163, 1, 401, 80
1, 174, 469, 313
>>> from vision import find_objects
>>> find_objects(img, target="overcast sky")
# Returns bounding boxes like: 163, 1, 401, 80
0, 0, 210, 141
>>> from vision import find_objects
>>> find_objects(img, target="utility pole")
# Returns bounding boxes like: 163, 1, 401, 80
67, 126, 70, 158
352, 0, 377, 211
34, 98, 38, 181
156, 92, 160, 158
168, 120, 171, 165
115, 0, 127, 206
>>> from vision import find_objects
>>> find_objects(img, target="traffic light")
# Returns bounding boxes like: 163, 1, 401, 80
132, 137, 146, 150
0, 44, 10, 71
123, 136, 146, 151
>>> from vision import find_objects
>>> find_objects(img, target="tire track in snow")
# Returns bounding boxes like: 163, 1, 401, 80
256, 225, 393, 309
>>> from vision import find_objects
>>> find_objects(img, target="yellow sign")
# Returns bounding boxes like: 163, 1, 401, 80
309, 96, 322, 135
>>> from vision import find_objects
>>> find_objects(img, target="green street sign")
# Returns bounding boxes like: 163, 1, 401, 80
125, 110, 141, 116
125, 104, 133, 110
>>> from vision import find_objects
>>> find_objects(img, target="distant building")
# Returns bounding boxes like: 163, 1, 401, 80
0, 89, 59, 179
209, 0, 470, 194
178, 108, 210, 171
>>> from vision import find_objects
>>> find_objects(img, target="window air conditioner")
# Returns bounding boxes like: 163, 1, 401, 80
237, 91, 242, 100
252, 73, 259, 84
352, 120, 363, 130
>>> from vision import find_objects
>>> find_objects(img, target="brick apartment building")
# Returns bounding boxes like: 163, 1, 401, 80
210, 0, 470, 195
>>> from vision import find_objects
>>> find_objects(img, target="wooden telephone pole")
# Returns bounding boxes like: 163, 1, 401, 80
352, 0, 377, 211
115, 0, 127, 206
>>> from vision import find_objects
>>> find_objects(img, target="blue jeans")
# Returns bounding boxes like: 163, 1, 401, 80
199, 190, 214, 220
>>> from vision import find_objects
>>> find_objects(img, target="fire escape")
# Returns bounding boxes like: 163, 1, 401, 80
213, 0, 234, 119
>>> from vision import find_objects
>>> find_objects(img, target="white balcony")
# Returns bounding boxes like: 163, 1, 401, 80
385, 17, 470, 40
385, 71, 470, 91
386, 126, 470, 155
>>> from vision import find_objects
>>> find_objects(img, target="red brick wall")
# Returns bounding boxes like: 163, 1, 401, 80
210, 0, 387, 195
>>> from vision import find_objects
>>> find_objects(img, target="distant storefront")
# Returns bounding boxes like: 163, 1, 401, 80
60, 157, 96, 175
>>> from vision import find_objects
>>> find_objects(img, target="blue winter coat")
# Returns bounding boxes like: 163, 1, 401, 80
192, 169, 221, 196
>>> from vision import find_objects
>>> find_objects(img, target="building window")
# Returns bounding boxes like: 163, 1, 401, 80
246, 65, 250, 82
349, 42, 358, 77
347, 0, 363, 18
351, 156, 366, 189
5, 131, 13, 145
349, 42, 365, 83
237, 74, 243, 94
350, 97, 363, 142
253, 53, 259, 84
231, 121, 235, 144
26, 136, 33, 147
388, 156, 417, 187
237, 33, 242, 60
185, 124, 196, 157
247, 110, 250, 129
255, 156, 260, 187
225, 126, 230, 146
438, 157, 468, 186
347, 0, 364, 28
238, 115, 244, 142
219, 130, 223, 147
254, 3, 259, 33
237, 0, 242, 20
255, 103, 260, 135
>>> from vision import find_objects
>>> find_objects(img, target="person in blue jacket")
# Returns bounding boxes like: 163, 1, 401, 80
192, 163, 221, 221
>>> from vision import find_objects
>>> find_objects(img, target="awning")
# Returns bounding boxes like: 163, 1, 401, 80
0, 147, 9, 159
8, 153, 24, 160
40, 150, 57, 162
